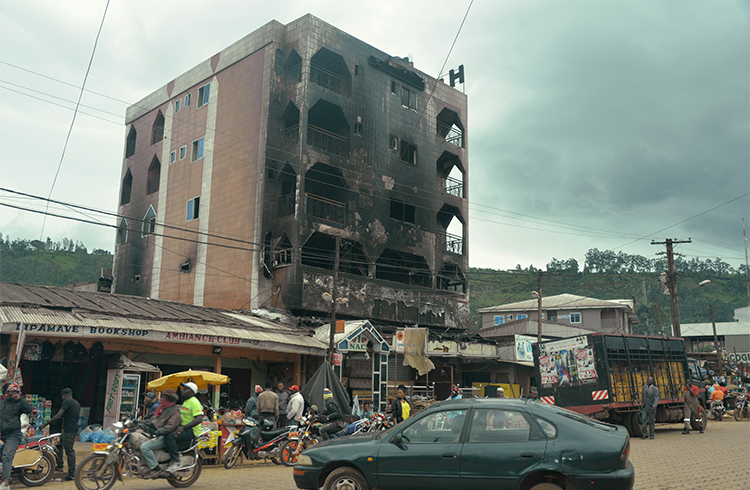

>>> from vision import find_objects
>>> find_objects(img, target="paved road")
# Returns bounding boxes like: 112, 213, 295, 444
33, 416, 750, 490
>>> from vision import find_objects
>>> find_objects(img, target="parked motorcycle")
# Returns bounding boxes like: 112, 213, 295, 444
280, 409, 322, 467
74, 419, 209, 490
2, 433, 59, 487
708, 400, 726, 421
222, 418, 291, 469
734, 392, 748, 421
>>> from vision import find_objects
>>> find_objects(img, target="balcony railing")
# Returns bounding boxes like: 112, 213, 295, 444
438, 231, 464, 255
306, 193, 345, 225
445, 175, 464, 198
308, 124, 348, 157
147, 176, 160, 195
281, 125, 299, 147
310, 63, 350, 98
285, 64, 302, 87
437, 121, 464, 147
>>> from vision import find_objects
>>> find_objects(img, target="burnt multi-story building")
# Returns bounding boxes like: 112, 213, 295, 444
114, 14, 469, 328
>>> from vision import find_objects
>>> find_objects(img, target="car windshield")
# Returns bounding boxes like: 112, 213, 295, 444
534, 402, 614, 431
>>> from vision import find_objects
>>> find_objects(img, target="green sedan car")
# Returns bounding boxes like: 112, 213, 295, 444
293, 398, 634, 490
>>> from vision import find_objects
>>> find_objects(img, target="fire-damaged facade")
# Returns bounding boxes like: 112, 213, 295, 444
113, 14, 469, 328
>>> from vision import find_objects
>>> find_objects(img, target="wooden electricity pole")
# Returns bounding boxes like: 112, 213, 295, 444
328, 234, 341, 364
537, 270, 543, 343
710, 305, 724, 376
652, 238, 691, 337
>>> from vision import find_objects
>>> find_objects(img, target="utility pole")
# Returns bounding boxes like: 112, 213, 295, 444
652, 238, 691, 337
536, 270, 543, 343
328, 234, 341, 364
743, 218, 750, 304
709, 305, 724, 376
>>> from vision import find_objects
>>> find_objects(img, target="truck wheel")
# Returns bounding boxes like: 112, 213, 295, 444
690, 406, 708, 431
626, 412, 643, 438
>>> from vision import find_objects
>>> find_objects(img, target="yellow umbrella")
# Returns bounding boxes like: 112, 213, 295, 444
147, 369, 230, 392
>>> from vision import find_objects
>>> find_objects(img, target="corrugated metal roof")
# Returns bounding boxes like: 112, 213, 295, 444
681, 322, 750, 337
477, 293, 634, 313
0, 283, 326, 355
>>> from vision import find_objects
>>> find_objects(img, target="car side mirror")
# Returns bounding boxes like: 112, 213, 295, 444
390, 433, 402, 445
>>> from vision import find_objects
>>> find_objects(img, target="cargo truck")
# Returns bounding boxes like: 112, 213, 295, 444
532, 333, 711, 437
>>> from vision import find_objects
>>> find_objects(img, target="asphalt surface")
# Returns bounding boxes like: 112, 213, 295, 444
25, 414, 750, 490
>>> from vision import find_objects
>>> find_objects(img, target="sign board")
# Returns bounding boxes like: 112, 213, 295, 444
514, 335, 536, 362
333, 353, 343, 366
537, 336, 598, 388
394, 331, 404, 353
727, 352, 750, 363
335, 320, 346, 334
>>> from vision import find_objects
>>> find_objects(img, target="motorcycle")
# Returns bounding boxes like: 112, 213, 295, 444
1, 433, 59, 487
280, 409, 322, 467
222, 418, 291, 469
708, 400, 726, 421
74, 419, 209, 490
733, 392, 748, 421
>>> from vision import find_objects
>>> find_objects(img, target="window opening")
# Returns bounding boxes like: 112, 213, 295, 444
281, 102, 300, 146
275, 49, 284, 76
179, 145, 186, 160
307, 99, 349, 157
390, 81, 397, 94
570, 312, 581, 323
279, 164, 297, 217
401, 86, 417, 110
284, 50, 302, 87
170, 151, 176, 164
389, 199, 416, 225
469, 409, 530, 442
437, 108, 464, 147
142, 205, 157, 237
273, 234, 293, 267
304, 162, 347, 225
375, 248, 430, 287
399, 139, 417, 165
152, 111, 165, 144
191, 137, 204, 162
301, 232, 368, 276
354, 122, 363, 136
197, 83, 210, 108
494, 316, 503, 325
180, 260, 191, 273
186, 196, 200, 222
389, 135, 398, 151
437, 263, 466, 293
437, 204, 465, 255
185, 93, 191, 107
121, 170, 132, 205
518, 314, 528, 320
125, 127, 137, 158
146, 156, 160, 194
310, 47, 352, 98
175, 99, 181, 113
118, 218, 128, 244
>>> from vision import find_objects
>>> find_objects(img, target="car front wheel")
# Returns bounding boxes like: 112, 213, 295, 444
529, 483, 564, 490
324, 467, 369, 490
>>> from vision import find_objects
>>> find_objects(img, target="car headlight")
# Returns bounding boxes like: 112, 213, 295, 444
296, 455, 313, 466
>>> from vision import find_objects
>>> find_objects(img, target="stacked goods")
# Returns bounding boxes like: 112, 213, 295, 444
24, 394, 52, 436
197, 430, 221, 449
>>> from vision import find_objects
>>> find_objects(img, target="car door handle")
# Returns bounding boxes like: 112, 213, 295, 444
520, 453, 536, 459
441, 453, 457, 459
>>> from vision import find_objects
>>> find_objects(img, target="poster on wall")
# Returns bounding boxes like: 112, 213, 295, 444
538, 336, 597, 388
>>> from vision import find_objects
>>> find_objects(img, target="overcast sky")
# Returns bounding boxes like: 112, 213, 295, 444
1, 0, 748, 272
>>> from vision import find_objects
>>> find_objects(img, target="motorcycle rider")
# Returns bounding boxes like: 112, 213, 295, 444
709, 383, 725, 414
0, 383, 33, 490
257, 381, 279, 429
286, 385, 304, 425
143, 392, 161, 420
682, 383, 703, 435
166, 383, 203, 463
319, 388, 344, 441
140, 388, 181, 478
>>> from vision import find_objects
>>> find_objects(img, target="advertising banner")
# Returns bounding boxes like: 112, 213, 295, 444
538, 336, 597, 388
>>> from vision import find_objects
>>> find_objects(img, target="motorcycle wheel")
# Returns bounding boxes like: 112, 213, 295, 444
280, 440, 298, 467
167, 457, 202, 488
734, 406, 743, 421
18, 452, 55, 487
74, 453, 118, 490
223, 445, 242, 470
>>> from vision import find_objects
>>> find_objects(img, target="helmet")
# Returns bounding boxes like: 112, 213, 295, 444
262, 419, 274, 430
451, 387, 460, 397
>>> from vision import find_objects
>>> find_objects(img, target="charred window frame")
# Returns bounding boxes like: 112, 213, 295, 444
121, 170, 133, 205
401, 86, 417, 110
275, 49, 284, 76
389, 135, 398, 151
118, 218, 128, 244
399, 139, 417, 165
354, 122, 363, 136
390, 199, 416, 225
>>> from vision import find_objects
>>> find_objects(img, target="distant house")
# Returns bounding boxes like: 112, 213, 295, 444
477, 293, 637, 334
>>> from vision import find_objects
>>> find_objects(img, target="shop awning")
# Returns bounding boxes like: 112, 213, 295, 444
1, 306, 327, 356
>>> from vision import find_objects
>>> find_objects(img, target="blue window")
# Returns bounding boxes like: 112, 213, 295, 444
570, 312, 581, 323
494, 315, 504, 325
186, 196, 200, 222
518, 314, 528, 320
197, 83, 210, 108
191, 137, 204, 162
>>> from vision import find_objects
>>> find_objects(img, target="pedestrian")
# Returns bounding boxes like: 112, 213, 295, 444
448, 386, 462, 400
496, 387, 506, 398
276, 382, 290, 428
139, 388, 181, 478
166, 382, 203, 467
640, 376, 659, 439
0, 383, 33, 490
286, 385, 304, 424
391, 385, 411, 424
319, 388, 344, 441
40, 388, 80, 481
257, 381, 279, 429
143, 392, 160, 419
682, 383, 703, 435
245, 385, 262, 419
362, 402, 374, 419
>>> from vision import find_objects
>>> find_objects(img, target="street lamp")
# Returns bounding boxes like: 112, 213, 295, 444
672, 280, 712, 337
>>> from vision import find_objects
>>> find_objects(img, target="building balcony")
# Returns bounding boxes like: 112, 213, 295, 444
305, 193, 345, 225
438, 231, 464, 255
437, 121, 464, 147
310, 64, 350, 98
440, 175, 464, 198
307, 125, 348, 157
281, 125, 299, 147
